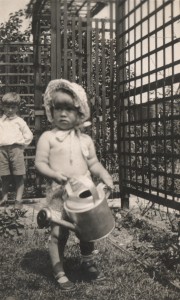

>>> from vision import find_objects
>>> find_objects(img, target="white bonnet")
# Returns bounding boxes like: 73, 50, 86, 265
44, 79, 90, 124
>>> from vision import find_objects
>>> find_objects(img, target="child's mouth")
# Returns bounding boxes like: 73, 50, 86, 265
59, 119, 68, 123
60, 119, 68, 123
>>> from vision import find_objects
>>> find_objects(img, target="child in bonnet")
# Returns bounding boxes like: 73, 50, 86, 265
35, 79, 113, 291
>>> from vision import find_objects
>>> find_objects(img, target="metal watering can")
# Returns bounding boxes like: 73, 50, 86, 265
37, 177, 115, 242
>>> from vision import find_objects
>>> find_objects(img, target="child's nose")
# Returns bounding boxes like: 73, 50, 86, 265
60, 109, 67, 115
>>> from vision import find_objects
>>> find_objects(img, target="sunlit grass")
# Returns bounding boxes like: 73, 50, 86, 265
0, 227, 180, 300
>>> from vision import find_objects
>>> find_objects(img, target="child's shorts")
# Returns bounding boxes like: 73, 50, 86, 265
0, 144, 25, 176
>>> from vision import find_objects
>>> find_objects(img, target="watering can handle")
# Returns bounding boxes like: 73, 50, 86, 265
65, 177, 99, 201
65, 181, 73, 196
65, 179, 111, 201
97, 182, 111, 199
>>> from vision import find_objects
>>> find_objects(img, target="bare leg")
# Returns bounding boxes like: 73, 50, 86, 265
0, 175, 11, 205
49, 223, 75, 290
14, 175, 24, 201
49, 223, 69, 275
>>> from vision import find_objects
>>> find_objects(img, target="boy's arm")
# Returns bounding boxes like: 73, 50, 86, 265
35, 132, 67, 183
21, 120, 33, 147
86, 137, 114, 189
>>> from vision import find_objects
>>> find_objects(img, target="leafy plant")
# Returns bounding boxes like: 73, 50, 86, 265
0, 208, 27, 238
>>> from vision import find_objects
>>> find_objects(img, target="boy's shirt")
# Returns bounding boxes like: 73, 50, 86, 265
0, 114, 33, 147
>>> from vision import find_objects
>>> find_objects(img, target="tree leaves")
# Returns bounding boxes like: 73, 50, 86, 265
0, 9, 31, 43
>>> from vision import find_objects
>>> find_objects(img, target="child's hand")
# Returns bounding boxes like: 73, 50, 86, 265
53, 171, 68, 184
102, 176, 114, 190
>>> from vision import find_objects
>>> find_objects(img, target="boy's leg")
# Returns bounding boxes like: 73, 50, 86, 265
0, 147, 11, 205
10, 145, 25, 207
80, 240, 105, 280
0, 175, 11, 205
14, 175, 24, 201
49, 223, 75, 291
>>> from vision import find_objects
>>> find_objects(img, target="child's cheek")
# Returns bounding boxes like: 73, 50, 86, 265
76, 113, 83, 125
51, 107, 54, 118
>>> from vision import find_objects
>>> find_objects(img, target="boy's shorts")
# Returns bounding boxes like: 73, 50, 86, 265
0, 144, 25, 176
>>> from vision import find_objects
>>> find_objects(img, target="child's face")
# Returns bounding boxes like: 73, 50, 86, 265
3, 103, 18, 118
52, 91, 79, 130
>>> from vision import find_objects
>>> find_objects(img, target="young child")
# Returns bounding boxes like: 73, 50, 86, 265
0, 92, 33, 208
35, 79, 113, 291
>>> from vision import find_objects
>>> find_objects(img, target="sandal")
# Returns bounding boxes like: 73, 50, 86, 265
54, 272, 76, 291
81, 260, 105, 281
0, 199, 15, 206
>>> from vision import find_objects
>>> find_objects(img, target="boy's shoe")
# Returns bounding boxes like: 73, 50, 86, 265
22, 199, 38, 205
54, 272, 76, 292
7, 199, 16, 205
81, 260, 105, 281
0, 200, 6, 206
14, 200, 23, 210
0, 199, 15, 206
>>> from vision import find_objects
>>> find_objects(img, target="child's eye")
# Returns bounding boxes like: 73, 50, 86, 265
4, 105, 17, 109
54, 105, 76, 112
66, 106, 76, 111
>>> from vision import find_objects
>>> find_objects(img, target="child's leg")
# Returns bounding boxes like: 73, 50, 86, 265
49, 223, 69, 274
80, 241, 105, 280
49, 223, 75, 290
14, 175, 24, 201
80, 240, 94, 256
0, 175, 11, 204
9, 145, 25, 205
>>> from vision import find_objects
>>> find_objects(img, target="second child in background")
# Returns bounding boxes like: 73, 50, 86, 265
0, 92, 33, 208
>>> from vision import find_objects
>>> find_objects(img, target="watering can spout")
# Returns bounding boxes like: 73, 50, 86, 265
37, 207, 76, 231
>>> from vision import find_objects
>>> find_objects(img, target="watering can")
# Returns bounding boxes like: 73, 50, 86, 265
37, 177, 115, 242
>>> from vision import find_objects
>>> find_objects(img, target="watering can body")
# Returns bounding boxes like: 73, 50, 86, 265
37, 177, 115, 242
64, 193, 115, 241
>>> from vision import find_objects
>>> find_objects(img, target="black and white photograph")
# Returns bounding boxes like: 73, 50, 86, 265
0, 0, 180, 299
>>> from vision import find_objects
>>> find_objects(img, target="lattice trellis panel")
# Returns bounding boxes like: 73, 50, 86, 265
116, 0, 180, 209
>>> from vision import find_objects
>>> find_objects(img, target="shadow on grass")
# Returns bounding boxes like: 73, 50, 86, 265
21, 249, 52, 279
21, 249, 86, 284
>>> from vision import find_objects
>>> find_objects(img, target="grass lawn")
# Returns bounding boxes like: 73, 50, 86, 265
0, 223, 180, 300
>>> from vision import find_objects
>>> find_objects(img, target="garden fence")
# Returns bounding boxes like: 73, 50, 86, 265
116, 0, 180, 210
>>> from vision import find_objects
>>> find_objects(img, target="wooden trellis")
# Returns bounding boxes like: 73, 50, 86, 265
32, 0, 119, 195
116, 0, 180, 210
0, 0, 118, 198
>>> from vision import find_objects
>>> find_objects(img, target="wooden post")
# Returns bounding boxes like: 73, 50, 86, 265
86, 0, 92, 91
116, 0, 129, 209
32, 0, 44, 194
5, 44, 10, 93
51, 0, 61, 79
